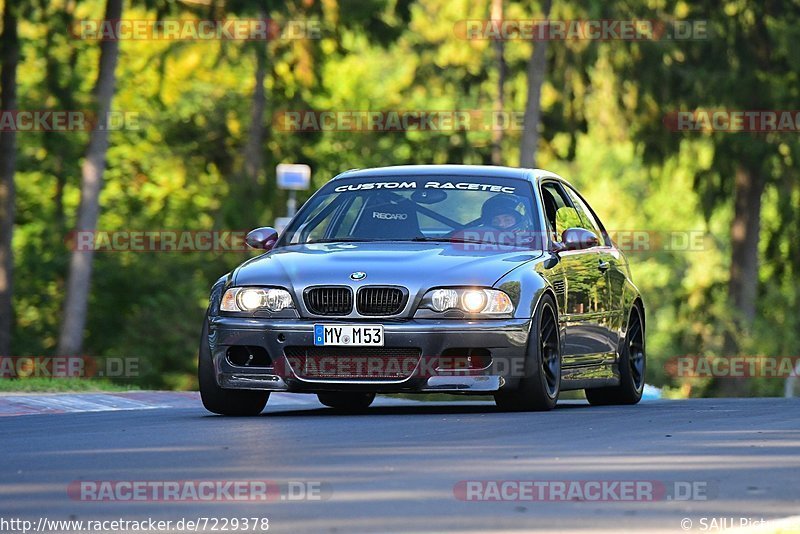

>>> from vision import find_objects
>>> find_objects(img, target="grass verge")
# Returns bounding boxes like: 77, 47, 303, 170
0, 378, 140, 393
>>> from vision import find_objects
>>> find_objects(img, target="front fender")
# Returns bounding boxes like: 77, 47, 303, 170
208, 273, 233, 317
493, 254, 557, 321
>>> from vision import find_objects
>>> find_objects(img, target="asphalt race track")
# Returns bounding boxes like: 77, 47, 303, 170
2, 394, 799, 533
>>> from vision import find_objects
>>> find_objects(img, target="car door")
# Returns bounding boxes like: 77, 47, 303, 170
563, 185, 619, 359
540, 181, 608, 366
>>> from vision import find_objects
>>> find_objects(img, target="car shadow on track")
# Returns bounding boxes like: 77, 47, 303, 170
253, 400, 595, 417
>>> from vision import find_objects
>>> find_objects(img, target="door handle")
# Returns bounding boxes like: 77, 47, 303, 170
598, 260, 610, 272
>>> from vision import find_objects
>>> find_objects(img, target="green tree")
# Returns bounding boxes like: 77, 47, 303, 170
0, 0, 20, 357
610, 0, 800, 394
58, 0, 124, 356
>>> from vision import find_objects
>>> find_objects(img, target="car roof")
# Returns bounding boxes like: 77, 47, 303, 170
332, 164, 567, 185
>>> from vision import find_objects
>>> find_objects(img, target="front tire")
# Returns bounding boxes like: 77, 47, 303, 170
585, 303, 645, 406
317, 392, 375, 411
198, 315, 269, 416
494, 293, 561, 412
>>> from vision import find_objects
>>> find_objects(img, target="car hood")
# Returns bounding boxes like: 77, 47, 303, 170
234, 242, 542, 294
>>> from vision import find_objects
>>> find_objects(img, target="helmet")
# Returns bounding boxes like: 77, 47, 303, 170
481, 195, 523, 229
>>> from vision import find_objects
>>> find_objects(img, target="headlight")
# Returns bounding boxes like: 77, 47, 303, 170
423, 288, 513, 315
431, 289, 459, 311
461, 290, 487, 313
220, 287, 295, 313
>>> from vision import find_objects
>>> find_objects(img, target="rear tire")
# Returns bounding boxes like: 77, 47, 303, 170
317, 392, 376, 411
494, 293, 561, 412
585, 304, 645, 406
198, 315, 269, 416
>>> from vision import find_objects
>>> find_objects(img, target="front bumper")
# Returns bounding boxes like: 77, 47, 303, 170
208, 316, 532, 394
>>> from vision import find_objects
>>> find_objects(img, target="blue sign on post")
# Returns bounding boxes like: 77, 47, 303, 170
276, 163, 311, 191
276, 164, 311, 220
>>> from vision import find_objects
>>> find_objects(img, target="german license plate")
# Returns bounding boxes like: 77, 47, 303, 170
314, 325, 384, 346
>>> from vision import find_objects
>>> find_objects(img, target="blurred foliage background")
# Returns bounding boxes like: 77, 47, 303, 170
1, 0, 798, 395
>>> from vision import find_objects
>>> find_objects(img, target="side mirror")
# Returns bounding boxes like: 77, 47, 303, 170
560, 227, 599, 251
245, 227, 279, 251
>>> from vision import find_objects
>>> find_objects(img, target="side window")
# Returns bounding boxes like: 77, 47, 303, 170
564, 186, 606, 245
540, 182, 577, 243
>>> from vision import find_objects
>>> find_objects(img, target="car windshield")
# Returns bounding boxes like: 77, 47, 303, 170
278, 175, 541, 246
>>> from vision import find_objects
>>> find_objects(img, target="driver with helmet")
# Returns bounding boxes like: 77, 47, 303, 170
481, 195, 526, 230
